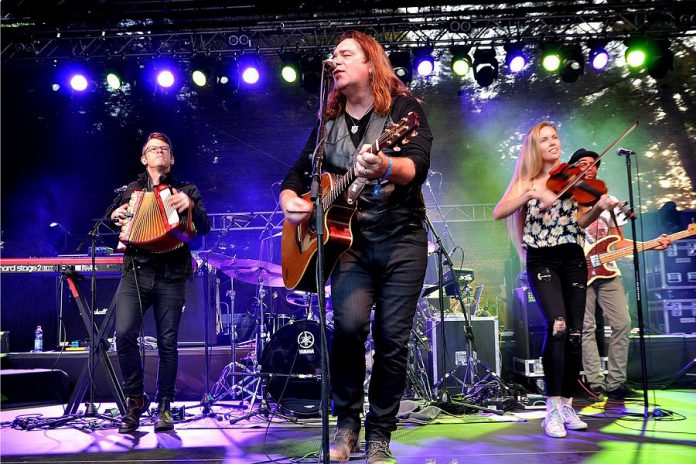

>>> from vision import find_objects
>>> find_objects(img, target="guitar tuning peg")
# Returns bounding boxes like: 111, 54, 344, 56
393, 146, 401, 152
412, 130, 418, 137
402, 138, 410, 145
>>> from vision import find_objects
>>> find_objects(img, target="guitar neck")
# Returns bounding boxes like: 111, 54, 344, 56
599, 228, 695, 262
321, 133, 388, 211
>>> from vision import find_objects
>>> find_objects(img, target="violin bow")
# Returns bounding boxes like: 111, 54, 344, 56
554, 119, 640, 200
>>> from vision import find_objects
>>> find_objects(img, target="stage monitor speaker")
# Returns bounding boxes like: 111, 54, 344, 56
59, 273, 216, 348
428, 316, 500, 394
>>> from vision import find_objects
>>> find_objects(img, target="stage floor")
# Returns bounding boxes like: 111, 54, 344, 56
1, 389, 695, 464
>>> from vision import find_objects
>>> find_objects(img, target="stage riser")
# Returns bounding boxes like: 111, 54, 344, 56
3, 348, 250, 402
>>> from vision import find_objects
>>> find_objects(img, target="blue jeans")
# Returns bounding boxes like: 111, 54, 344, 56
115, 266, 185, 400
526, 243, 587, 398
330, 225, 428, 442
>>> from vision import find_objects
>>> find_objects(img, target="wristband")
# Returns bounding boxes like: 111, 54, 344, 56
381, 156, 393, 181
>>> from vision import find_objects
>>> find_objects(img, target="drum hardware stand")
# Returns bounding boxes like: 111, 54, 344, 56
189, 216, 240, 419
223, 277, 297, 424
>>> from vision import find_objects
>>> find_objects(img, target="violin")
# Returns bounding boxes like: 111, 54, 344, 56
545, 120, 640, 206
547, 162, 607, 206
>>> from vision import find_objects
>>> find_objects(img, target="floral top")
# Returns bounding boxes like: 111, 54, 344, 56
522, 197, 584, 249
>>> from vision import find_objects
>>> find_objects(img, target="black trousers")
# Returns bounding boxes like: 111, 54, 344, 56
330, 225, 427, 442
115, 266, 186, 400
526, 243, 587, 397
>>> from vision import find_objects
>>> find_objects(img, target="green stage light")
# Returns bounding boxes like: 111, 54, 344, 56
540, 44, 562, 72
106, 72, 121, 90
450, 46, 472, 77
542, 53, 561, 72
626, 49, 646, 68
192, 69, 207, 87
280, 53, 301, 84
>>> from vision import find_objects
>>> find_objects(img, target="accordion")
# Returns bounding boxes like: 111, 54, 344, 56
118, 185, 196, 253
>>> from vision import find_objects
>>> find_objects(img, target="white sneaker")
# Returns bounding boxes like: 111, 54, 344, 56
542, 408, 567, 438
560, 404, 588, 430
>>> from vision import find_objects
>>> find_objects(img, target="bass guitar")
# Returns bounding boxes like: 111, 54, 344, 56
281, 111, 420, 291
585, 223, 696, 285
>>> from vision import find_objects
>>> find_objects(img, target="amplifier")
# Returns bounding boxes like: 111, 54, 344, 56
427, 316, 500, 394
59, 273, 216, 347
511, 287, 546, 359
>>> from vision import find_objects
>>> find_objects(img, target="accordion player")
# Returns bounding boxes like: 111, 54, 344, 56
118, 184, 197, 253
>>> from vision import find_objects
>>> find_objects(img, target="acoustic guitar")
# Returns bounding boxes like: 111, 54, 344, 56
281, 111, 420, 291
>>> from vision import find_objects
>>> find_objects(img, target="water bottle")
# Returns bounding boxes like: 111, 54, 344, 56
33, 325, 43, 352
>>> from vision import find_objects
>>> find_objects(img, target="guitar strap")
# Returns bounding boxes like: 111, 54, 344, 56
609, 207, 624, 240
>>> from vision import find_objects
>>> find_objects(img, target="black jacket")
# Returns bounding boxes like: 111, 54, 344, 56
117, 171, 210, 279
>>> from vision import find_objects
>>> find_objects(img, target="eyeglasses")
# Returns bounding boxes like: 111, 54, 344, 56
145, 145, 171, 154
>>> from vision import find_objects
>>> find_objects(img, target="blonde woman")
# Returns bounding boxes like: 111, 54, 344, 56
493, 122, 617, 437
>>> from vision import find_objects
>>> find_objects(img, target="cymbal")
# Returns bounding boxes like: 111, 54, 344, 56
198, 251, 235, 269
198, 252, 284, 287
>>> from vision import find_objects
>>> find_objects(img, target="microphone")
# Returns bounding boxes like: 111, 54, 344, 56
616, 147, 636, 156
113, 185, 128, 193
323, 58, 338, 70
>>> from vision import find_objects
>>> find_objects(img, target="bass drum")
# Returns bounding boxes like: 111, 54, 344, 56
260, 320, 332, 416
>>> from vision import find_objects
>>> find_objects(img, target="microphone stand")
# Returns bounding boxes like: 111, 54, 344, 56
74, 190, 126, 421
311, 62, 332, 464
618, 149, 651, 418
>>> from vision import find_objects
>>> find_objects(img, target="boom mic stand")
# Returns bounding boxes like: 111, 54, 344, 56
72, 189, 127, 422
310, 59, 333, 464
618, 148, 651, 418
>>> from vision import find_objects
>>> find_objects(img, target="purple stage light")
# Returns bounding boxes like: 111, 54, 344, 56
241, 66, 260, 84
416, 58, 434, 77
157, 70, 175, 88
69, 74, 88, 91
590, 49, 610, 70
508, 55, 526, 73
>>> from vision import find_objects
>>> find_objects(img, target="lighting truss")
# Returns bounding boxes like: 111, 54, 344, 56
2, 2, 694, 62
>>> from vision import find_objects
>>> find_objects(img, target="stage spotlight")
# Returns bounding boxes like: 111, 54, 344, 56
472, 48, 498, 87
238, 55, 261, 85
540, 44, 562, 72
646, 39, 674, 79
559, 44, 584, 83
504, 42, 527, 73
104, 58, 128, 90
190, 56, 213, 88
450, 46, 472, 77
69, 73, 89, 91
389, 51, 413, 84
624, 38, 648, 68
280, 53, 301, 84
157, 70, 175, 88
588, 41, 610, 70
413, 48, 434, 77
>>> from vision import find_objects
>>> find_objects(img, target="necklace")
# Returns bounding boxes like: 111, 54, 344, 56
346, 107, 373, 134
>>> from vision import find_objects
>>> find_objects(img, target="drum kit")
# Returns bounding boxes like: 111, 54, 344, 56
199, 251, 332, 417
195, 249, 470, 418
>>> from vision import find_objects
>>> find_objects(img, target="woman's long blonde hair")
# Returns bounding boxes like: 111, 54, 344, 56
502, 121, 558, 260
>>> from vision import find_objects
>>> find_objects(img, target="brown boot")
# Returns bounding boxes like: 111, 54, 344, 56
329, 427, 360, 462
154, 398, 174, 432
118, 394, 150, 434
366, 440, 397, 464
